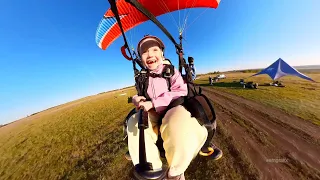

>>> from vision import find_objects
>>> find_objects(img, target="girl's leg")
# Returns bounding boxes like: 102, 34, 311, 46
160, 105, 208, 177
127, 112, 163, 170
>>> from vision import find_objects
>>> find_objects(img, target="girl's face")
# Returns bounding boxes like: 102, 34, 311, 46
141, 45, 164, 70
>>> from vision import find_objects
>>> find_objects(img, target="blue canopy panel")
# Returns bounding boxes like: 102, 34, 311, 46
252, 58, 314, 82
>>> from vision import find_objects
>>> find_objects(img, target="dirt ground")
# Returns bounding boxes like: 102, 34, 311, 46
201, 87, 320, 180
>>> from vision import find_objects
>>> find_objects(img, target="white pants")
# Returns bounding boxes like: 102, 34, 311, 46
127, 105, 208, 177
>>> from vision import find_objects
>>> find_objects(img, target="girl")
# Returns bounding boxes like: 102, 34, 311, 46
127, 35, 222, 180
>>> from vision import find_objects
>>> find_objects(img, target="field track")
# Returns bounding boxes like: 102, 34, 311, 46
201, 87, 320, 180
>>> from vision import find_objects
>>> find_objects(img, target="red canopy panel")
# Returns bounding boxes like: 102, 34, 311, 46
96, 0, 220, 50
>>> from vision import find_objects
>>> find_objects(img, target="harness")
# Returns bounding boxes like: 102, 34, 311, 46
134, 63, 174, 101
135, 62, 217, 155
147, 64, 174, 92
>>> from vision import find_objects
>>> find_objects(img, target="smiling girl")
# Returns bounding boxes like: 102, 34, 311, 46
126, 35, 222, 180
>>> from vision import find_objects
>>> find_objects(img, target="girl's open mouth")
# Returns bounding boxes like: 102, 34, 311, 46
147, 59, 157, 65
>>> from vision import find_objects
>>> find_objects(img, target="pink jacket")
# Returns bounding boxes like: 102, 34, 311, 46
146, 63, 188, 114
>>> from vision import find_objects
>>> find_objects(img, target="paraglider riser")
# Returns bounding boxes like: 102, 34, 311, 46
132, 109, 167, 180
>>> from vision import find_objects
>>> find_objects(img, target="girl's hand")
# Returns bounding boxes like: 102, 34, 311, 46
137, 101, 154, 112
132, 95, 146, 107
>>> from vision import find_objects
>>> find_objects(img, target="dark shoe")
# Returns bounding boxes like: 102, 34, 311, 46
199, 143, 223, 160
125, 151, 132, 161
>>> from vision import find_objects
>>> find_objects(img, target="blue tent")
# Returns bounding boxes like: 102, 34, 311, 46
252, 58, 315, 82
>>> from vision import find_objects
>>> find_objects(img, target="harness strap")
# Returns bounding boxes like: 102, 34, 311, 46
135, 69, 151, 100
194, 94, 217, 150
146, 64, 174, 92
163, 65, 174, 91
166, 79, 171, 92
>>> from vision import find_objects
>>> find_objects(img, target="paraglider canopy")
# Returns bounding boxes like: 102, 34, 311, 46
252, 58, 315, 82
95, 0, 220, 51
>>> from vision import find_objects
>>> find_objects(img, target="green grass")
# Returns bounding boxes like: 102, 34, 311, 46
195, 73, 320, 125
0, 85, 259, 180
0, 88, 137, 180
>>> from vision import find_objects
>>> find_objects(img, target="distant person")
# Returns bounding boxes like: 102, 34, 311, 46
209, 76, 213, 85
188, 56, 196, 80
126, 35, 222, 180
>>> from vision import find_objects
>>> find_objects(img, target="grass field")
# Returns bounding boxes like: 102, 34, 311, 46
0, 88, 137, 180
195, 72, 320, 125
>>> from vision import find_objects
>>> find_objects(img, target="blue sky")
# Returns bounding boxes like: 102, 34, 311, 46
0, 0, 319, 124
